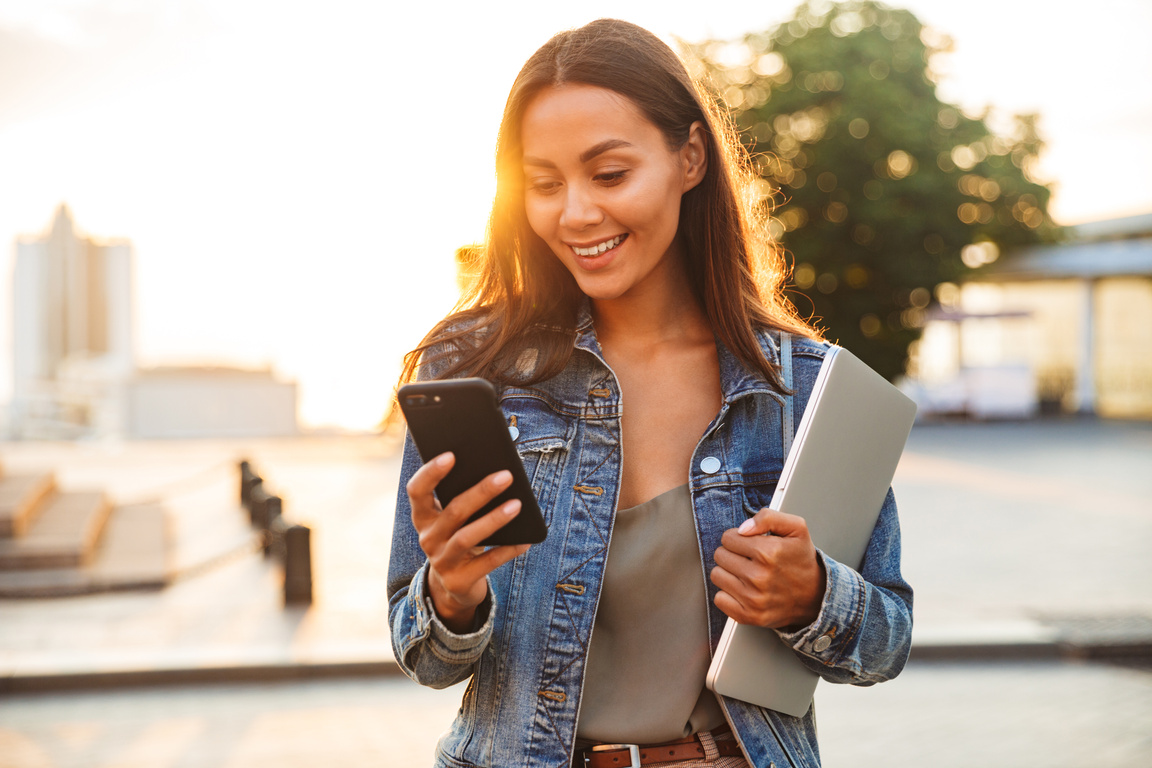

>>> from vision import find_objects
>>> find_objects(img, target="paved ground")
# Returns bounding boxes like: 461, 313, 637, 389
1, 659, 1149, 767
0, 436, 402, 683
894, 418, 1152, 633
0, 418, 1150, 765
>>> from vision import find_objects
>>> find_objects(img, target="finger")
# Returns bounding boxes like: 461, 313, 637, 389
720, 526, 784, 561
408, 452, 455, 525
713, 589, 751, 624
712, 545, 757, 584
437, 469, 515, 531
446, 499, 523, 555
709, 562, 752, 599
461, 542, 532, 582
736, 508, 809, 538
436, 536, 532, 600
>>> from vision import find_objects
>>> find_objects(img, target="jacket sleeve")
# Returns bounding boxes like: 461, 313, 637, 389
386, 417, 496, 689
776, 487, 913, 685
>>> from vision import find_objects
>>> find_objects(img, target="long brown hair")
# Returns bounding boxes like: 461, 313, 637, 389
401, 18, 816, 390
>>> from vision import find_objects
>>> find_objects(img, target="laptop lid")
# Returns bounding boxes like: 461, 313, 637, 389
706, 346, 916, 717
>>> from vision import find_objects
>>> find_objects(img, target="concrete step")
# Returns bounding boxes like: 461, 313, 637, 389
0, 503, 170, 597
0, 473, 57, 538
0, 491, 111, 570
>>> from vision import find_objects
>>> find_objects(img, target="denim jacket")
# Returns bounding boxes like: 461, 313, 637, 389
388, 306, 914, 768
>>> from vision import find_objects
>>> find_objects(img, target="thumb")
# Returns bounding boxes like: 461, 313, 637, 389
737, 508, 808, 537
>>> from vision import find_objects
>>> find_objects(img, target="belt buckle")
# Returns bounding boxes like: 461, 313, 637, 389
588, 743, 641, 768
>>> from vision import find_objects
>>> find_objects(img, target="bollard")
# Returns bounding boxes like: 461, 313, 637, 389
248, 483, 271, 527
239, 460, 313, 607
240, 461, 262, 507
239, 460, 252, 504
260, 495, 282, 557
283, 524, 313, 605
243, 479, 264, 525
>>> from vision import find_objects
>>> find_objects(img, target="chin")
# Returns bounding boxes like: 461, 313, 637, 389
573, 278, 629, 303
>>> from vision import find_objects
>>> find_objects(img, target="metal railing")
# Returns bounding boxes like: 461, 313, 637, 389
238, 460, 312, 605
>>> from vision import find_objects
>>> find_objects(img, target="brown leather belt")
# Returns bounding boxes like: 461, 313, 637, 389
579, 730, 742, 768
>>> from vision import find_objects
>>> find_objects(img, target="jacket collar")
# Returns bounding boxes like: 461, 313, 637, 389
573, 299, 785, 404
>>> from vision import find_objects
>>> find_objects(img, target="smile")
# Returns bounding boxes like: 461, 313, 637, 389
570, 234, 626, 257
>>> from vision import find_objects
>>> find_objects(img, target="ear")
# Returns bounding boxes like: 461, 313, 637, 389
680, 120, 708, 193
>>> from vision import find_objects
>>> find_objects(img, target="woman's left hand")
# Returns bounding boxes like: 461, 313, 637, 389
710, 508, 827, 630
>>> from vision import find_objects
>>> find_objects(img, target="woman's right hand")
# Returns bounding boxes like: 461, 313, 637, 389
406, 451, 531, 633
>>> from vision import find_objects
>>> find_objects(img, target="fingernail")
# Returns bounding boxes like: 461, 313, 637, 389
493, 470, 512, 487
738, 519, 755, 534
436, 453, 453, 466
503, 499, 521, 515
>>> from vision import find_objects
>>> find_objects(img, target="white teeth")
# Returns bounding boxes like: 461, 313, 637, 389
573, 235, 622, 257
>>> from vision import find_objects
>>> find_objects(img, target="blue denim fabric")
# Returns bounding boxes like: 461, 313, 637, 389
388, 306, 914, 768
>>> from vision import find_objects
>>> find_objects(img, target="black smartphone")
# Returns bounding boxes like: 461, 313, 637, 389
398, 378, 547, 546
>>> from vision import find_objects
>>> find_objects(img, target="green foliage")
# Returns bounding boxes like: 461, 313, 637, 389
687, 0, 1058, 379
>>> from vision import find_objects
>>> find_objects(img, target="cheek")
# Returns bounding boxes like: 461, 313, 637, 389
523, 199, 554, 243
629, 174, 682, 234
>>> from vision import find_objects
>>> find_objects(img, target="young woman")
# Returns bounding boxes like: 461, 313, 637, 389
388, 19, 912, 768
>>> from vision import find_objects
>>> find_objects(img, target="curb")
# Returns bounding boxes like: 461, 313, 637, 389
909, 641, 1066, 662
912, 615, 1152, 664
909, 640, 1152, 663
0, 659, 409, 695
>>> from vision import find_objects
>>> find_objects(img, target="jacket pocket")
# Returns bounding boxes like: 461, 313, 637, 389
501, 394, 573, 523
741, 480, 781, 520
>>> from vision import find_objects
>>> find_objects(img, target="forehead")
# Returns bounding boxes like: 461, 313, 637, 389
520, 84, 665, 160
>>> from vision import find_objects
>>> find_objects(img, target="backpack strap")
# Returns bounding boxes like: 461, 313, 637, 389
780, 331, 795, 458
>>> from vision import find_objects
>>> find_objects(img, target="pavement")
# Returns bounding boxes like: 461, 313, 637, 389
0, 418, 1150, 765
2, 659, 1151, 767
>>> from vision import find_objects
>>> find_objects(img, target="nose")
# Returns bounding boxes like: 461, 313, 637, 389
559, 184, 603, 231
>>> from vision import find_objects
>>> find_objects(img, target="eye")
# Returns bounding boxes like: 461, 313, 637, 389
527, 179, 562, 195
595, 170, 628, 186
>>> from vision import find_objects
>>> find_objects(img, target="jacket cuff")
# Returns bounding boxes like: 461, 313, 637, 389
410, 563, 495, 664
776, 550, 865, 664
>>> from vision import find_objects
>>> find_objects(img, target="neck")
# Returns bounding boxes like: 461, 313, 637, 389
590, 260, 711, 349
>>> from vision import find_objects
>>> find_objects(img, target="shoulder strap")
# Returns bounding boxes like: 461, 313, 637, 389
780, 331, 795, 458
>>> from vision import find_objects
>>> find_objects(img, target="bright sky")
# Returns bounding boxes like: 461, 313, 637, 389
2, 0, 1150, 431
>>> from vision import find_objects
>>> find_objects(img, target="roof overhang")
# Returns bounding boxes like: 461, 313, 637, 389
976, 237, 1152, 282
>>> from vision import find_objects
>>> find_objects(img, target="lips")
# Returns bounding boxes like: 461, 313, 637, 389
569, 234, 626, 257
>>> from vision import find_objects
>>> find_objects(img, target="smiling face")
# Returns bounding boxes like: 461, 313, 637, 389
520, 84, 706, 304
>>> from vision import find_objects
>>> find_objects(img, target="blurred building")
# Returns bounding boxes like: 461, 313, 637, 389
10, 205, 298, 439
12, 205, 134, 437
908, 212, 1152, 419
127, 366, 297, 439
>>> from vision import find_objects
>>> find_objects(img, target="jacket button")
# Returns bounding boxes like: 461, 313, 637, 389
813, 634, 833, 652
508, 426, 519, 441
700, 456, 721, 474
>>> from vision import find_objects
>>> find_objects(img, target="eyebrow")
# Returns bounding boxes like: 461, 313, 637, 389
523, 139, 635, 168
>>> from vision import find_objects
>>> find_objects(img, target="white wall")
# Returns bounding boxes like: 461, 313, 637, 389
127, 371, 298, 439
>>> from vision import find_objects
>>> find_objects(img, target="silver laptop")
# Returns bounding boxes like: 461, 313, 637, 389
705, 346, 916, 717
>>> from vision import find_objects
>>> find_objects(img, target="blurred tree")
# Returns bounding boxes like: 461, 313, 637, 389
686, 0, 1058, 379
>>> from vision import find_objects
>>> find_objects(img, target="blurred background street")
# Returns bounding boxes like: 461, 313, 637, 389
2, 418, 1150, 766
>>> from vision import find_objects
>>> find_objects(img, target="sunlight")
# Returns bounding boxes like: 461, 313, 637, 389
1, 0, 1150, 430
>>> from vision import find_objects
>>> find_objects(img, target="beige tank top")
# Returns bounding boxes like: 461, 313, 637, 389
576, 483, 725, 744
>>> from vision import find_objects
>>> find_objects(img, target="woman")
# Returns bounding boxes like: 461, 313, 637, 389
388, 19, 912, 768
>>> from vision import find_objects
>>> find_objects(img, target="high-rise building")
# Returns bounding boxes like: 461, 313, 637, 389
12, 205, 134, 437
